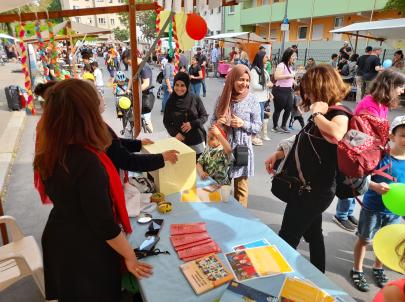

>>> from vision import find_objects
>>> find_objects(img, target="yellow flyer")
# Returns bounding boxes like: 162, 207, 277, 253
280, 277, 335, 302
181, 187, 221, 203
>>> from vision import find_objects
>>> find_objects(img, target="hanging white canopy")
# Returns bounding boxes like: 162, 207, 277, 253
0, 33, 18, 41
0, 0, 36, 13
205, 32, 270, 43
330, 18, 405, 41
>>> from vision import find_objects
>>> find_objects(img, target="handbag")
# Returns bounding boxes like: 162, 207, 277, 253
271, 130, 312, 203
233, 145, 249, 166
142, 92, 155, 114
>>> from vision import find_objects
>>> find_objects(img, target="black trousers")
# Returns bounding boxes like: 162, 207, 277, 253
272, 86, 294, 128
289, 115, 305, 128
278, 190, 334, 273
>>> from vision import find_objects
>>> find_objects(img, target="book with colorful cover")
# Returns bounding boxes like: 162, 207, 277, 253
170, 222, 207, 235
279, 277, 335, 302
180, 253, 234, 295
225, 246, 293, 282
232, 239, 271, 251
219, 281, 279, 302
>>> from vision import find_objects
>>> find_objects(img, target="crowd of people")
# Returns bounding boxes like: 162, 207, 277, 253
28, 37, 405, 301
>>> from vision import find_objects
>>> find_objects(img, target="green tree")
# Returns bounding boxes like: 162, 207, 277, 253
113, 28, 129, 41
384, 0, 405, 14
48, 0, 63, 23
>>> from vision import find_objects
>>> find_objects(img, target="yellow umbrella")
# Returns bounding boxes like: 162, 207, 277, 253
373, 224, 405, 274
159, 11, 195, 51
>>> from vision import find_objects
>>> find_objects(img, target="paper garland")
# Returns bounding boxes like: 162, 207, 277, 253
155, 5, 162, 56
46, 20, 61, 79
172, 15, 180, 73
18, 22, 35, 114
35, 20, 49, 77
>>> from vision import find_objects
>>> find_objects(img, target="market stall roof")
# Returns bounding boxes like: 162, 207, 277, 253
205, 32, 270, 43
0, 33, 18, 41
0, 0, 35, 13
330, 18, 405, 41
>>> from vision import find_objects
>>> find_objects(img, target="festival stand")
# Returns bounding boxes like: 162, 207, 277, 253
0, 0, 237, 136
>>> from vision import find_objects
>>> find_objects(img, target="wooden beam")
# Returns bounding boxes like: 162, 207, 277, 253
0, 1, 237, 23
0, 197, 9, 245
129, 0, 141, 137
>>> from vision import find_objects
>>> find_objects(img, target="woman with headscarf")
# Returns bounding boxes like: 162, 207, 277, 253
250, 52, 273, 145
163, 72, 208, 158
212, 65, 262, 208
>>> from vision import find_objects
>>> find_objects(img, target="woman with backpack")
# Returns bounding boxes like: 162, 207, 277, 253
163, 72, 208, 158
265, 65, 351, 273
333, 68, 405, 232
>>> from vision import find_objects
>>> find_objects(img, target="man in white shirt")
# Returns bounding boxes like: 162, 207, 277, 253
210, 44, 220, 78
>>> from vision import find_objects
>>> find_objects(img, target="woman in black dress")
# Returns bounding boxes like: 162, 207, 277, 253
163, 72, 208, 158
34, 79, 153, 301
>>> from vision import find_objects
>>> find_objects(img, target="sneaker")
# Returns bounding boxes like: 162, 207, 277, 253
271, 127, 280, 132
203, 93, 206, 97
252, 137, 263, 146
350, 269, 369, 292
280, 126, 291, 133
372, 268, 388, 288
348, 215, 359, 226
289, 126, 294, 130
332, 215, 356, 232
262, 135, 271, 141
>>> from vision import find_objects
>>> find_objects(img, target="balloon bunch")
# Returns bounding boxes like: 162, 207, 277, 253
18, 22, 35, 114
155, 6, 162, 56
35, 20, 49, 77
46, 20, 61, 79
185, 13, 207, 41
172, 15, 180, 73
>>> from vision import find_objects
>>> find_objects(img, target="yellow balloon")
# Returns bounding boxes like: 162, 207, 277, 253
373, 224, 405, 274
118, 97, 131, 110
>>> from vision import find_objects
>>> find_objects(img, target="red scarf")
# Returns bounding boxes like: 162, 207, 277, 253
34, 146, 132, 234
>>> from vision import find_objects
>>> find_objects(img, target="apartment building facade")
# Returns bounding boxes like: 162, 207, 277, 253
224, 0, 400, 49
60, 0, 125, 30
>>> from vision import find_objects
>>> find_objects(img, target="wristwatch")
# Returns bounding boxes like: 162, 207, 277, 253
312, 112, 324, 119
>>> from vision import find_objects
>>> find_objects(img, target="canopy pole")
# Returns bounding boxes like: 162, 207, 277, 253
354, 31, 359, 54
128, 0, 141, 137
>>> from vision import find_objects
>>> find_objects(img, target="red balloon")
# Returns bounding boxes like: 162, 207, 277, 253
185, 13, 207, 41
372, 289, 384, 302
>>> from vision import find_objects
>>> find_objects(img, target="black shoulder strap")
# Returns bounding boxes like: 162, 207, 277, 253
328, 105, 353, 117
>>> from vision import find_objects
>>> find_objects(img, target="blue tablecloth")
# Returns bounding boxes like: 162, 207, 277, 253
128, 192, 355, 302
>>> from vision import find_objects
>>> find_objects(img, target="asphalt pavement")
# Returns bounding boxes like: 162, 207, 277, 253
1, 62, 404, 302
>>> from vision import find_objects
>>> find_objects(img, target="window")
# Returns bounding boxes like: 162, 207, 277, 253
311, 24, 323, 40
75, 17, 81, 22
118, 0, 124, 3
227, 29, 234, 33
297, 26, 307, 40
96, 0, 104, 2
270, 28, 277, 40
210, 9, 213, 15
88, 18, 92, 24
110, 19, 115, 25
98, 18, 106, 24
73, 5, 79, 9
217, 7, 221, 13
228, 6, 235, 14
334, 17, 344, 28
217, 30, 221, 35
108, 0, 113, 3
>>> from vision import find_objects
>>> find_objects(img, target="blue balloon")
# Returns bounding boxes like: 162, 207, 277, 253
383, 59, 392, 68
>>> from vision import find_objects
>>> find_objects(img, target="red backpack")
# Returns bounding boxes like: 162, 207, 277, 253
329, 105, 390, 178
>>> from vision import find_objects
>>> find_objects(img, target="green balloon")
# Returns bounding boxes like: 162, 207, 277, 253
382, 183, 405, 216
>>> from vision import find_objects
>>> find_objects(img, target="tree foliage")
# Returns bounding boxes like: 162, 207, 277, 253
384, 0, 405, 14
113, 28, 129, 41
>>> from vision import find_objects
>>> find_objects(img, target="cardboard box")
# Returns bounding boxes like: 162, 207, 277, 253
142, 138, 196, 195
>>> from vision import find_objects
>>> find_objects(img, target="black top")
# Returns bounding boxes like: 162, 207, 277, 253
363, 55, 381, 81
42, 145, 122, 301
284, 108, 350, 193
163, 94, 208, 146
140, 63, 153, 92
106, 126, 165, 172
356, 54, 370, 76
189, 65, 202, 84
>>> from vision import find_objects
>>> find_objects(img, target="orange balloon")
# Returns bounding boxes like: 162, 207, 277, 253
185, 13, 207, 41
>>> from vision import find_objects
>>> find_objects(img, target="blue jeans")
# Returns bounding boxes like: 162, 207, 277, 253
190, 82, 202, 97
202, 78, 206, 94
259, 102, 265, 121
336, 198, 356, 220
357, 207, 401, 243
162, 84, 171, 112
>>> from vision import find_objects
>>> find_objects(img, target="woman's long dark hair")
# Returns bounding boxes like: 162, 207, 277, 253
281, 48, 295, 73
251, 52, 266, 88
369, 68, 405, 108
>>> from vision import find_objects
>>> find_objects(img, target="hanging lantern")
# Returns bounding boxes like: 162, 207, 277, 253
185, 13, 207, 41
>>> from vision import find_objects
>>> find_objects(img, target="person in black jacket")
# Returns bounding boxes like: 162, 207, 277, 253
163, 72, 208, 158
